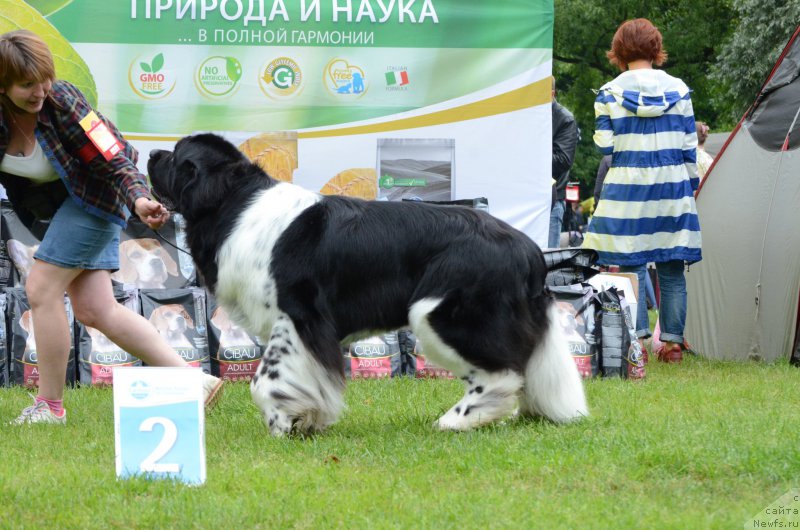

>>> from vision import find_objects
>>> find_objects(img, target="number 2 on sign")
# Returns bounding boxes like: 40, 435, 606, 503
139, 417, 180, 473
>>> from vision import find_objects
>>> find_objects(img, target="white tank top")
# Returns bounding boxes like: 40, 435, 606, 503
0, 141, 59, 183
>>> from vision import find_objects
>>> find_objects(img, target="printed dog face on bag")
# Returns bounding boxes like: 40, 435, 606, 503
140, 288, 210, 373
207, 299, 262, 381
76, 285, 143, 386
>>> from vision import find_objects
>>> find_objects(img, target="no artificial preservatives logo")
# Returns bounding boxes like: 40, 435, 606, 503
259, 57, 303, 99
324, 58, 367, 98
196, 56, 243, 98
129, 53, 176, 99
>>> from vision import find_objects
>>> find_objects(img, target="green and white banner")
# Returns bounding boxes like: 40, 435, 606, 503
2, 0, 554, 243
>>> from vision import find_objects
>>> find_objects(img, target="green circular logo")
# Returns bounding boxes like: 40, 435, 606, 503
195, 56, 242, 98
259, 57, 303, 99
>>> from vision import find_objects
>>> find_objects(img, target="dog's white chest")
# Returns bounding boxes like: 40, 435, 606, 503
215, 183, 320, 334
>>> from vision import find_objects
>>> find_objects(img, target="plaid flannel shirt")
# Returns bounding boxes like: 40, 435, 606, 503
0, 80, 151, 227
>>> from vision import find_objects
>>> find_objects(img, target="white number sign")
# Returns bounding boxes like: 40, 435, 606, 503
113, 367, 206, 485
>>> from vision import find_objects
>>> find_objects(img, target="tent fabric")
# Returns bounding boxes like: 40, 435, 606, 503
685, 25, 800, 362
749, 73, 800, 151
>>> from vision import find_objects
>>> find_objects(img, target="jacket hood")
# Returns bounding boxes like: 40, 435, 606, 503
599, 69, 691, 117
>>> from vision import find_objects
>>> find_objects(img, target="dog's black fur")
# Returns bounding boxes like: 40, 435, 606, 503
147, 133, 587, 434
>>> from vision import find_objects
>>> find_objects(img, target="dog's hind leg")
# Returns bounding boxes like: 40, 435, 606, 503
409, 298, 523, 431
519, 302, 588, 423
250, 315, 345, 436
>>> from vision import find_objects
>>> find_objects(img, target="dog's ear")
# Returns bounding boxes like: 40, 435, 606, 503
19, 310, 32, 334
210, 307, 231, 331
148, 307, 166, 332
111, 240, 138, 284
175, 156, 222, 215
7, 240, 36, 280
160, 246, 179, 276
180, 306, 195, 328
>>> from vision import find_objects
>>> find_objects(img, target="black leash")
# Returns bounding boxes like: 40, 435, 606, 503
150, 225, 193, 257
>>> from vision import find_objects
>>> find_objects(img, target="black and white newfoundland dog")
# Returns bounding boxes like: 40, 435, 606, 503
147, 133, 588, 436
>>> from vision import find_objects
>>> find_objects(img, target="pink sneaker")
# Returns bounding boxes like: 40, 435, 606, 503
11, 399, 67, 425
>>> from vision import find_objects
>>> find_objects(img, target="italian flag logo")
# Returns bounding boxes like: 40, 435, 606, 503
385, 70, 409, 86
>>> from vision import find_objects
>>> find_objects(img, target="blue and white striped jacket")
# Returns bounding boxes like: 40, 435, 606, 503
582, 69, 702, 266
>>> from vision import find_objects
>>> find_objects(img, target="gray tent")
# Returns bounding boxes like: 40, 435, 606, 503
686, 25, 800, 362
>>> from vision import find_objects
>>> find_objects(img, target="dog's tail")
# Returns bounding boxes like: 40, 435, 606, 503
521, 299, 588, 423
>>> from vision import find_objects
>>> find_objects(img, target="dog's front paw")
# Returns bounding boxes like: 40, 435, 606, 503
435, 408, 478, 431
264, 409, 294, 437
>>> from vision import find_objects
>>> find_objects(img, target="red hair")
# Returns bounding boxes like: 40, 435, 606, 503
606, 19, 668, 71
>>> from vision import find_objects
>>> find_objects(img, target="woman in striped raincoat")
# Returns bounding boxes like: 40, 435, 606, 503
582, 18, 701, 363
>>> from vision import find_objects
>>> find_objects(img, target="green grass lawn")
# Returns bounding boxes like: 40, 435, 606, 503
1, 357, 798, 529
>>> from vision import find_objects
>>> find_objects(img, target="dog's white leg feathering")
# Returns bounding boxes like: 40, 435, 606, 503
409, 298, 523, 431
250, 315, 345, 436
521, 304, 588, 423
436, 369, 524, 431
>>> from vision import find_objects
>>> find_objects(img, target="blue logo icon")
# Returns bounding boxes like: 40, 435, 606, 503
130, 380, 151, 400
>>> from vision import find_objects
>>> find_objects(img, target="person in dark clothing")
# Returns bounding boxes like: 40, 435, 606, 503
549, 78, 579, 248
592, 154, 612, 210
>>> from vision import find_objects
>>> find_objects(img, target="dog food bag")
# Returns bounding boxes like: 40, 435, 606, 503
112, 217, 196, 289
76, 285, 143, 386
344, 331, 402, 379
550, 284, 599, 379
140, 287, 211, 374
1, 201, 45, 287
397, 329, 454, 379
619, 295, 646, 380
5, 287, 76, 388
0, 293, 8, 387
0, 218, 14, 289
595, 287, 632, 379
206, 294, 262, 381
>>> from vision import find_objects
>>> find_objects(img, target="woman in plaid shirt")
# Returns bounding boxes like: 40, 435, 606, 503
0, 30, 223, 424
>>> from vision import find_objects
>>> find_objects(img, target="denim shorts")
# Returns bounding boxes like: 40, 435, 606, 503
34, 198, 121, 271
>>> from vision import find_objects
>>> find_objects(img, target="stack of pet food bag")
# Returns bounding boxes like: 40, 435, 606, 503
0, 195, 642, 389
0, 201, 263, 388
545, 248, 646, 380
0, 202, 452, 387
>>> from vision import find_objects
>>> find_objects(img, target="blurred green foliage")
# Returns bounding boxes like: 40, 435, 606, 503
554, 0, 798, 195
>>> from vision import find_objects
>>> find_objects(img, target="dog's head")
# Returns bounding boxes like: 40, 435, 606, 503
111, 238, 178, 288
148, 133, 264, 218
210, 306, 255, 348
148, 304, 194, 336
87, 326, 121, 353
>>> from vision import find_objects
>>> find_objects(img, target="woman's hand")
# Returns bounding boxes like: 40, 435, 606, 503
134, 197, 170, 229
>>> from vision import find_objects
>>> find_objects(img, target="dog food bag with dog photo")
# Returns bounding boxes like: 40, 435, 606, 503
344, 332, 402, 379
6, 287, 76, 387
0, 293, 8, 387
112, 217, 196, 289
595, 287, 645, 379
140, 287, 211, 374
206, 294, 262, 381
549, 284, 599, 379
397, 329, 455, 379
619, 295, 646, 380
1, 202, 44, 287
76, 285, 144, 386
0, 228, 13, 289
